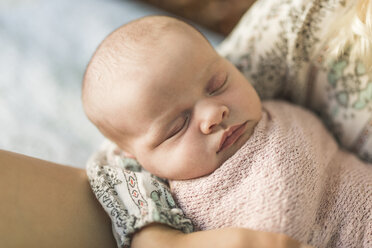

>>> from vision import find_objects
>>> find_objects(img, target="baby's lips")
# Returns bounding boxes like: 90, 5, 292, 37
217, 122, 247, 153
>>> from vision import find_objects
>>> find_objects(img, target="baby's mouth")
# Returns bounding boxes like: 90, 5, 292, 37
217, 121, 248, 153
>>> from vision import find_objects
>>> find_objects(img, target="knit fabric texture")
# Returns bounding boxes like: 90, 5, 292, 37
170, 101, 372, 248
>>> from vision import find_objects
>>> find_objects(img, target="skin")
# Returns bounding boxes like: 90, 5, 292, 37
94, 19, 262, 180
0, 150, 117, 248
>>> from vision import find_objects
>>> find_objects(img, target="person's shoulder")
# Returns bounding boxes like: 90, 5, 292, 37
262, 99, 305, 112
262, 100, 320, 122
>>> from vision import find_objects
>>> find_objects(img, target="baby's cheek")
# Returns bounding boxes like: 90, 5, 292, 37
169, 133, 218, 179
169, 145, 200, 179
136, 149, 171, 178
181, 149, 218, 178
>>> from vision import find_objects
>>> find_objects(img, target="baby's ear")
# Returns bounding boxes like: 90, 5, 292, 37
123, 151, 136, 159
113, 146, 136, 159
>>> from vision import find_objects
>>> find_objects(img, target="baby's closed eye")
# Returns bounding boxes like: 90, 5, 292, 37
208, 73, 228, 95
166, 114, 190, 140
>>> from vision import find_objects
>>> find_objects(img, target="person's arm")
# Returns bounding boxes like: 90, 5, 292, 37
139, 0, 257, 35
0, 150, 310, 248
132, 223, 307, 248
0, 150, 117, 248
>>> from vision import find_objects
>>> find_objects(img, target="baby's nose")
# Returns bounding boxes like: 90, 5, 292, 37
199, 104, 229, 134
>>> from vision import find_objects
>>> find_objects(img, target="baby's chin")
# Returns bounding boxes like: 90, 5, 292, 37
169, 135, 255, 181
156, 124, 259, 181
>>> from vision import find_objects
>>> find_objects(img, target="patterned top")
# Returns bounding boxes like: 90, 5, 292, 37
86, 0, 372, 247
217, 0, 372, 162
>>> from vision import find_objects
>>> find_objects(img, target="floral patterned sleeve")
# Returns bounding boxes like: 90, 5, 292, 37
216, 0, 292, 101
86, 140, 193, 248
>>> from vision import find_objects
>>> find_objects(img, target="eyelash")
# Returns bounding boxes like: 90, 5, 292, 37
167, 114, 189, 140
209, 74, 228, 95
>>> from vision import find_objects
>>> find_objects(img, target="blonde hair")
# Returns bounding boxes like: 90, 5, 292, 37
325, 0, 372, 72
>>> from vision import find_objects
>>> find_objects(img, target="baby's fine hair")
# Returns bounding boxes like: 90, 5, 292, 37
325, 0, 372, 71
81, 15, 209, 140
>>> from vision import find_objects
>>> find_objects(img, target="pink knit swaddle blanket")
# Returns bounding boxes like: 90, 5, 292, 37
170, 101, 372, 248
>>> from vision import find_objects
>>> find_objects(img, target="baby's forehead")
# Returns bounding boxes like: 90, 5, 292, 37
88, 16, 214, 114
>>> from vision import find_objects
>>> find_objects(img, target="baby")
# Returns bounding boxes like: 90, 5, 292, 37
82, 16, 371, 247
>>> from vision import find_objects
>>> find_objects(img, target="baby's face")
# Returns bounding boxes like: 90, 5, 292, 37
105, 30, 261, 180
